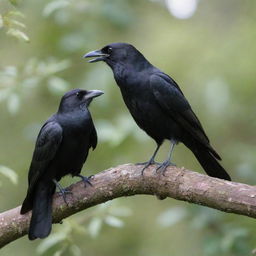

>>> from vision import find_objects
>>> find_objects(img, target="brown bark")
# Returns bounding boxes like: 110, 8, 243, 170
1, 164, 256, 248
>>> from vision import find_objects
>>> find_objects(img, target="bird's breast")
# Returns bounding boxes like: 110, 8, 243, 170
120, 90, 181, 142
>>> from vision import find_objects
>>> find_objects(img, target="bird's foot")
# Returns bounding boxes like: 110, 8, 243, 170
155, 160, 176, 176
136, 160, 160, 175
77, 174, 94, 187
57, 187, 72, 205
53, 179, 72, 205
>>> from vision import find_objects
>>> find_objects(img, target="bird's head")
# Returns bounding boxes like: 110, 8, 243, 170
84, 43, 148, 70
58, 89, 104, 113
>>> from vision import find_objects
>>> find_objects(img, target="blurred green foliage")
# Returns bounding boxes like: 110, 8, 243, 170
0, 0, 256, 255
0, 58, 71, 114
36, 201, 132, 256
0, 0, 29, 42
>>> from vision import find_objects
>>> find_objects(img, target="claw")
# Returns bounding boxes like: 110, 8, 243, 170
137, 160, 160, 176
155, 160, 176, 176
58, 188, 72, 205
77, 174, 94, 187
155, 140, 177, 176
135, 144, 161, 175
53, 179, 72, 205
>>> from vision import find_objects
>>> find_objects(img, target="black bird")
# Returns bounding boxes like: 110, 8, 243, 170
84, 43, 231, 181
20, 88, 103, 240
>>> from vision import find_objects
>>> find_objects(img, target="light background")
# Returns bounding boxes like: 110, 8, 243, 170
0, 0, 256, 255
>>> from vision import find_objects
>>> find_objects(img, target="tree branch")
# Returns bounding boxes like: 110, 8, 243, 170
1, 164, 256, 248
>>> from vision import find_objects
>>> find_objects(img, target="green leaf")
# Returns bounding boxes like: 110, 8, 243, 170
48, 76, 69, 95
88, 217, 102, 238
38, 59, 71, 75
37, 232, 66, 255
21, 77, 40, 88
104, 216, 124, 228
7, 11, 25, 18
49, 59, 71, 73
7, 28, 30, 42
7, 93, 20, 115
9, 19, 26, 28
43, 0, 70, 17
67, 219, 86, 235
157, 207, 188, 227
0, 165, 18, 184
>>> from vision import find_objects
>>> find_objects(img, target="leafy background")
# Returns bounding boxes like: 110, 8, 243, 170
0, 0, 256, 255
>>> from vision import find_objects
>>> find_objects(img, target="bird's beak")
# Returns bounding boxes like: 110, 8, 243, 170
86, 90, 104, 99
83, 50, 109, 63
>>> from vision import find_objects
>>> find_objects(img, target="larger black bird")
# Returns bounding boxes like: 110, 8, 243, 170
20, 89, 103, 240
84, 43, 231, 181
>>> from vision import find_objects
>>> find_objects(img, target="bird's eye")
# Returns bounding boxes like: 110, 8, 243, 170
76, 92, 83, 100
107, 47, 112, 54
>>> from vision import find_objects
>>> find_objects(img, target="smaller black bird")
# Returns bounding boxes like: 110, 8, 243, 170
20, 89, 103, 240
84, 43, 231, 181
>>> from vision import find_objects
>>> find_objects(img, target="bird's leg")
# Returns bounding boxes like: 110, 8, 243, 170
53, 179, 72, 205
76, 174, 94, 187
156, 140, 177, 176
136, 144, 161, 175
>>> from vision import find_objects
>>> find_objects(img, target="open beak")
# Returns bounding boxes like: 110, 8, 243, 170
83, 50, 109, 63
86, 90, 104, 99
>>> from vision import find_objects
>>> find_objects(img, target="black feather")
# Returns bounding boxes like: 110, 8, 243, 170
85, 43, 230, 180
20, 89, 102, 240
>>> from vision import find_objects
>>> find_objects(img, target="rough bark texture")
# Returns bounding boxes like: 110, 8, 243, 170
1, 164, 256, 248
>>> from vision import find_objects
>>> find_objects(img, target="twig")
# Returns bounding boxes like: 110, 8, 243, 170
1, 164, 255, 248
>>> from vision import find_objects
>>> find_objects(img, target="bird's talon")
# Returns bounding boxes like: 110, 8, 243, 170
77, 174, 93, 187
155, 161, 176, 175
136, 161, 148, 166
58, 188, 72, 205
138, 160, 160, 176
141, 165, 150, 176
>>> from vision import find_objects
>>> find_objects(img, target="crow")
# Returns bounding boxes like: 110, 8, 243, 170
84, 43, 231, 181
20, 89, 103, 240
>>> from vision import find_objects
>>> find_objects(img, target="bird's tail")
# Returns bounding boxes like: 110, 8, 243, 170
28, 182, 55, 240
20, 193, 33, 214
184, 141, 231, 181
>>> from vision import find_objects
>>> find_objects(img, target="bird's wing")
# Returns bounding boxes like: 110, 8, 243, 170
157, 72, 185, 96
150, 73, 214, 149
89, 124, 98, 150
27, 121, 63, 193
